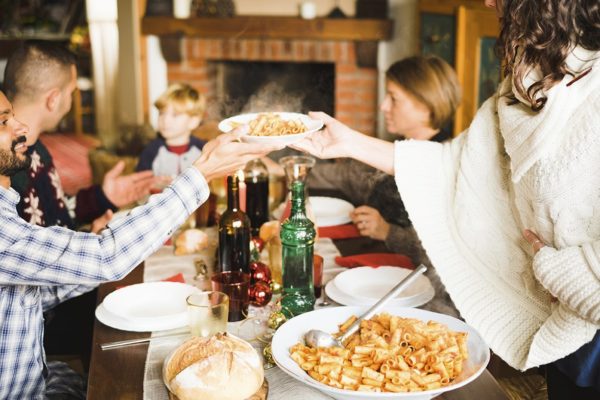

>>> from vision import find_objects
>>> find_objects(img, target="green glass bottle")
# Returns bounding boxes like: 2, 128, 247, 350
280, 181, 316, 317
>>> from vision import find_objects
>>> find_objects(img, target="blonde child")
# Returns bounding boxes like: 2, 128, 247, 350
136, 83, 207, 181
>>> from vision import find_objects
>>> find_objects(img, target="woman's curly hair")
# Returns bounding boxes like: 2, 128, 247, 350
498, 0, 600, 111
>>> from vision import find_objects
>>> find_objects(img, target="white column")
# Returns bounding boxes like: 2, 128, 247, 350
86, 0, 119, 148
377, 0, 419, 139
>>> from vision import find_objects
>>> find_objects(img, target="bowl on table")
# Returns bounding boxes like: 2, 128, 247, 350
271, 306, 490, 400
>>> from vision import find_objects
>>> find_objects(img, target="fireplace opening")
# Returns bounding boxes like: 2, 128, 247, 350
212, 61, 335, 118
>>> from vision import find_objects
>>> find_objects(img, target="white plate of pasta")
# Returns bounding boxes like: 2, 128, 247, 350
218, 112, 324, 145
271, 306, 489, 400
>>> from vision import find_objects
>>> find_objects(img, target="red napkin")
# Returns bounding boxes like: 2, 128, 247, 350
318, 223, 362, 240
161, 272, 185, 283
115, 272, 185, 290
334, 253, 414, 269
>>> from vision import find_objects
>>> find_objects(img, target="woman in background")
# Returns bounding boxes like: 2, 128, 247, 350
309, 55, 461, 317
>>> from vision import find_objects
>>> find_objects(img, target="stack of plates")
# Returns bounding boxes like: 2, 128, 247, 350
95, 281, 200, 332
325, 266, 434, 307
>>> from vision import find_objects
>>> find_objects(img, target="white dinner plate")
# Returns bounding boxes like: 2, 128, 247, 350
102, 282, 200, 326
218, 112, 323, 145
271, 306, 490, 400
95, 302, 191, 332
309, 196, 354, 227
334, 266, 433, 304
325, 273, 434, 308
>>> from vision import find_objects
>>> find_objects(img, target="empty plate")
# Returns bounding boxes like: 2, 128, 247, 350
327, 266, 435, 307
102, 281, 200, 324
95, 302, 191, 332
309, 196, 354, 227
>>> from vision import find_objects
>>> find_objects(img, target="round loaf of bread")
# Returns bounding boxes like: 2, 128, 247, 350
163, 333, 264, 400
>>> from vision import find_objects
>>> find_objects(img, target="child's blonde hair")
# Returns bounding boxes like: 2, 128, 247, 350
154, 83, 206, 118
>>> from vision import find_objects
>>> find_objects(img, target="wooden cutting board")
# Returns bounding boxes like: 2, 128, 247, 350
168, 378, 268, 400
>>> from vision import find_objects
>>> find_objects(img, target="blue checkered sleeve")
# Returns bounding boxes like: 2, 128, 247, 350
0, 167, 209, 286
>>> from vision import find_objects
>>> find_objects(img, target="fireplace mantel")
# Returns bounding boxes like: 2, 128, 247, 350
141, 16, 393, 41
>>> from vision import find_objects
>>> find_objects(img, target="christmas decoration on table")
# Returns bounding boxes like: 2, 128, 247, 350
250, 261, 271, 284
250, 281, 272, 307
263, 344, 274, 366
267, 310, 286, 331
248, 245, 272, 307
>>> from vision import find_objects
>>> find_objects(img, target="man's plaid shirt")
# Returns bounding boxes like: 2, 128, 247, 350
0, 168, 208, 399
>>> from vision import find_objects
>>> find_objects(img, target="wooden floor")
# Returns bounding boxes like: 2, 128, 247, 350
40, 133, 99, 195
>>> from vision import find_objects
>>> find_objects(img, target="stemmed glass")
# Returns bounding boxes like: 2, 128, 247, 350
278, 155, 316, 222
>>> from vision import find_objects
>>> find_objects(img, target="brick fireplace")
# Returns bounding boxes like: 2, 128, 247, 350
166, 38, 379, 135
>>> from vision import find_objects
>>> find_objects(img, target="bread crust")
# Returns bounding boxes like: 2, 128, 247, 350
163, 333, 264, 400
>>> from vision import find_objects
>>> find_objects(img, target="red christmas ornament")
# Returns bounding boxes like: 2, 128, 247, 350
249, 261, 271, 285
250, 236, 265, 254
250, 281, 272, 307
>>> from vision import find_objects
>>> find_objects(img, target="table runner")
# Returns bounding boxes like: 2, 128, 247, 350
142, 233, 341, 399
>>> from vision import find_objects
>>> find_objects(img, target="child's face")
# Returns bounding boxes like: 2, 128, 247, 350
157, 104, 200, 143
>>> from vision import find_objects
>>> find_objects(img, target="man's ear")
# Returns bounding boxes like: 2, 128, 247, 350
187, 116, 202, 131
45, 88, 61, 112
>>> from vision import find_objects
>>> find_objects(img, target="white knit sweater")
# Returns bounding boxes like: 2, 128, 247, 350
394, 49, 600, 370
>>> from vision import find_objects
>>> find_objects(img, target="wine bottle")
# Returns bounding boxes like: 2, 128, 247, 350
280, 181, 316, 317
243, 158, 269, 237
218, 175, 251, 273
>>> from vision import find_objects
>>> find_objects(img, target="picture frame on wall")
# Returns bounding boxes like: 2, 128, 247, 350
453, 5, 501, 133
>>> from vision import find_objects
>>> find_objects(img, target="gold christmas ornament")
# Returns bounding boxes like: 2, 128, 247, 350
267, 311, 287, 330
263, 344, 274, 365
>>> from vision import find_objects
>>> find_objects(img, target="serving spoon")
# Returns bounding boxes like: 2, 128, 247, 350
304, 264, 427, 348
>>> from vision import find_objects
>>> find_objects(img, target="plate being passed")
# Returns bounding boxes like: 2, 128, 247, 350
102, 281, 200, 325
218, 112, 323, 145
309, 196, 354, 227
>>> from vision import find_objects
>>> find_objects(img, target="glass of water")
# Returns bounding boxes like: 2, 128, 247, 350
186, 291, 229, 337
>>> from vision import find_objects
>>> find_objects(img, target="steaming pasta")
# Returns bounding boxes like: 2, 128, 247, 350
231, 113, 307, 136
289, 313, 469, 393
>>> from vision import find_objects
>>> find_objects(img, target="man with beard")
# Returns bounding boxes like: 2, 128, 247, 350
0, 89, 278, 398
2, 40, 160, 369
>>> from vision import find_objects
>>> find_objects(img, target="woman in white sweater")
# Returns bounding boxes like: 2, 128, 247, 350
294, 0, 600, 398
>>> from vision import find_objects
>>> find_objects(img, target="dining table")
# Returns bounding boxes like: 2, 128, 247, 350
87, 233, 510, 400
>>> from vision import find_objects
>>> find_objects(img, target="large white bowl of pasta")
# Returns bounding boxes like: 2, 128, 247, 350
218, 112, 324, 145
271, 306, 490, 400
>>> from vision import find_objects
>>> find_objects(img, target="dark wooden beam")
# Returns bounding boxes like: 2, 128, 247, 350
141, 16, 393, 41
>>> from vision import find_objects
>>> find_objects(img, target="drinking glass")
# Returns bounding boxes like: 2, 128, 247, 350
187, 291, 229, 337
211, 271, 251, 322
313, 254, 324, 299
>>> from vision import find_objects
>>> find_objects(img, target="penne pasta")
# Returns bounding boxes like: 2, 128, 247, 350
288, 313, 469, 393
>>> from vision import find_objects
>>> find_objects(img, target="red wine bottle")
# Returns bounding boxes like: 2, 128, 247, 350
218, 175, 251, 273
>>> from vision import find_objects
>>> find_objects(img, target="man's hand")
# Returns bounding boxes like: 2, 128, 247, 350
102, 161, 155, 207
193, 127, 283, 182
350, 205, 390, 241
91, 209, 113, 233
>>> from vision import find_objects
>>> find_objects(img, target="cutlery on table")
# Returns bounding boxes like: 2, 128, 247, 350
100, 332, 189, 350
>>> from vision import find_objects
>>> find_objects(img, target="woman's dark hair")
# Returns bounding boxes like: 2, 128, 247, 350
498, 0, 600, 111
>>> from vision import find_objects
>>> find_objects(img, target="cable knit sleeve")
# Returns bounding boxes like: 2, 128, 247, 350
533, 243, 600, 324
